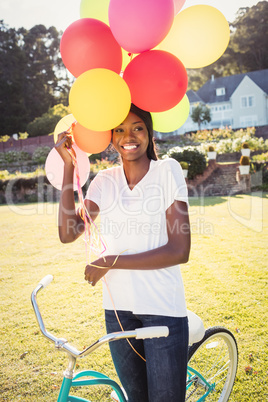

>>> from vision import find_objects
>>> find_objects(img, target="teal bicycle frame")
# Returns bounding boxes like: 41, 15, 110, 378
57, 371, 126, 402
31, 275, 168, 402
186, 367, 215, 402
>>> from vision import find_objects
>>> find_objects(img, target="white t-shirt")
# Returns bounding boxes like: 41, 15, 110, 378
85, 158, 188, 317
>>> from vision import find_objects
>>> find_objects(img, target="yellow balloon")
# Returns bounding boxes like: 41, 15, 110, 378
159, 5, 230, 69
53, 114, 76, 143
152, 95, 190, 133
69, 68, 131, 131
80, 0, 110, 25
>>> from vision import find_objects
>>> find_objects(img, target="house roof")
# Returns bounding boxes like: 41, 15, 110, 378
193, 69, 268, 104
186, 89, 204, 103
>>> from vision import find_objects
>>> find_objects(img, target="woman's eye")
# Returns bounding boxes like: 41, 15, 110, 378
134, 126, 144, 131
114, 128, 123, 133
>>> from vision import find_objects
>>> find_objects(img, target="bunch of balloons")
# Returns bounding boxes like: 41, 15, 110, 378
46, 0, 230, 189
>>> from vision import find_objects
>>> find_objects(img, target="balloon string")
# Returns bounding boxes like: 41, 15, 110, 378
102, 276, 146, 363
66, 136, 145, 362
65, 125, 106, 259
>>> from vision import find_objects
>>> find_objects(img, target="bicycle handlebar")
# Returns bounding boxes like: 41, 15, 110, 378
31, 276, 169, 358
38, 274, 53, 288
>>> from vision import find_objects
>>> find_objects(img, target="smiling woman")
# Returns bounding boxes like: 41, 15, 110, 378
55, 103, 191, 401
112, 109, 149, 166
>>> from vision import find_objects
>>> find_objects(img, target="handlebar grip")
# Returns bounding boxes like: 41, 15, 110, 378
39, 275, 53, 289
136, 326, 169, 340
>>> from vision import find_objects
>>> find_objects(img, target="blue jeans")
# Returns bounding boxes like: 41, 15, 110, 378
105, 310, 189, 402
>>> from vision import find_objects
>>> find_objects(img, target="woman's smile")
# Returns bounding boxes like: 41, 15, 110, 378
112, 112, 149, 161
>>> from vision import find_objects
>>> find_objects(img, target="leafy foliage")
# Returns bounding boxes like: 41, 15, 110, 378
188, 127, 241, 143
240, 156, 250, 165
0, 146, 51, 164
166, 148, 207, 180
208, 145, 215, 152
251, 151, 268, 163
179, 161, 189, 170
32, 146, 51, 163
27, 104, 70, 137
191, 103, 211, 130
0, 21, 71, 136
195, 135, 268, 155
0, 150, 31, 164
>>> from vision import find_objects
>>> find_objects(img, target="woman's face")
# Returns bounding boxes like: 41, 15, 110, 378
112, 112, 149, 162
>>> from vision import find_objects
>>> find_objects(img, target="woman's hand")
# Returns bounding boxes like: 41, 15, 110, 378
84, 256, 112, 286
55, 131, 75, 165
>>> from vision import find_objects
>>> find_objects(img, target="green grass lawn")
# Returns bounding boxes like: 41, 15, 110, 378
0, 193, 267, 401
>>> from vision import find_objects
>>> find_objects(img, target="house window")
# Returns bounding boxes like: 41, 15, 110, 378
216, 87, 225, 96
240, 115, 257, 127
241, 95, 255, 108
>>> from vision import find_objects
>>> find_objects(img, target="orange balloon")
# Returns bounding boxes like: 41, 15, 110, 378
73, 123, 111, 153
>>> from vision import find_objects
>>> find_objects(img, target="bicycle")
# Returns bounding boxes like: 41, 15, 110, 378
31, 275, 238, 401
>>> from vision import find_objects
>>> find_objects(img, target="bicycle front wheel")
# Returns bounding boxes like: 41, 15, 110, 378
186, 327, 238, 402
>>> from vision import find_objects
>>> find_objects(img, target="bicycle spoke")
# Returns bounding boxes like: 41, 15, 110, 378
186, 328, 238, 402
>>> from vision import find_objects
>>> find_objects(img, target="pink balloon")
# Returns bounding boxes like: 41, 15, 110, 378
108, 0, 174, 53
174, 0, 186, 15
60, 18, 122, 77
123, 50, 188, 113
45, 144, 90, 191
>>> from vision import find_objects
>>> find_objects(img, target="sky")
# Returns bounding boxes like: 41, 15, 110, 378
0, 0, 263, 32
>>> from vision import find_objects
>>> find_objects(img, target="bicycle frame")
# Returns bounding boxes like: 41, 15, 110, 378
31, 276, 168, 402
186, 367, 215, 402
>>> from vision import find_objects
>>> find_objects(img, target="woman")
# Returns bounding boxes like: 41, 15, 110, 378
56, 104, 191, 402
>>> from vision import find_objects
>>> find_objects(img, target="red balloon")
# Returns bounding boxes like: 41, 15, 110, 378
123, 50, 188, 113
73, 123, 112, 154
60, 18, 122, 77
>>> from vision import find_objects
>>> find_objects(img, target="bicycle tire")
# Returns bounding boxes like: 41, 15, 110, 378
186, 326, 238, 402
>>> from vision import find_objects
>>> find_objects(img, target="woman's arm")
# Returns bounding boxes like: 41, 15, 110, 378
56, 132, 99, 243
85, 200, 191, 285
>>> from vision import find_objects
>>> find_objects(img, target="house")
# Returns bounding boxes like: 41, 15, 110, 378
158, 69, 268, 135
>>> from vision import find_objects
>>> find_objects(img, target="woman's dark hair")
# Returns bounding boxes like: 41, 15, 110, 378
129, 104, 158, 161
112, 103, 158, 161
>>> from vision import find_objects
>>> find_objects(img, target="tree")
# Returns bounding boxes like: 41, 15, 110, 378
27, 104, 70, 137
0, 21, 71, 137
230, 1, 268, 71
191, 103, 211, 130
0, 21, 28, 135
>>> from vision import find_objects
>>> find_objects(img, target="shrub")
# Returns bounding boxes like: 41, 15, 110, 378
166, 148, 207, 180
242, 142, 249, 149
32, 146, 51, 164
27, 104, 71, 137
180, 161, 189, 170
0, 150, 31, 164
19, 132, 29, 140
188, 127, 256, 143
0, 135, 10, 143
240, 156, 250, 165
252, 152, 268, 163
208, 145, 215, 152
90, 158, 117, 174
